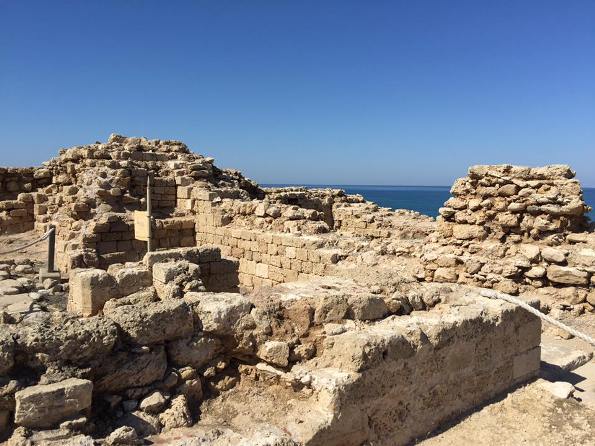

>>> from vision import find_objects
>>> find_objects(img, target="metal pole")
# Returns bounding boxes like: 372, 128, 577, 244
47, 225, 56, 272
147, 173, 153, 252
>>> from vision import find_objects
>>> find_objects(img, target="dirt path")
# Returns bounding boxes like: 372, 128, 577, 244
0, 229, 47, 265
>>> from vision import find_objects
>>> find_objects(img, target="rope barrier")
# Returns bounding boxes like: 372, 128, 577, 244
479, 289, 595, 347
0, 228, 55, 256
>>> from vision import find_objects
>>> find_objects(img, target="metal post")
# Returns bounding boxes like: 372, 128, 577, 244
147, 173, 153, 252
47, 225, 56, 272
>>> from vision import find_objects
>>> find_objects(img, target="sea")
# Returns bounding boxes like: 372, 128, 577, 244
264, 185, 595, 220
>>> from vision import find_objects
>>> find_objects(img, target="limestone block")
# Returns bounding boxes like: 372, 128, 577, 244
113, 266, 152, 296
16, 313, 118, 365
525, 266, 546, 279
68, 268, 118, 316
104, 300, 193, 345
167, 333, 223, 369
497, 184, 519, 196
139, 391, 168, 414
518, 244, 540, 262
257, 341, 290, 367
95, 347, 167, 392
546, 265, 589, 286
452, 224, 487, 240
433, 267, 459, 283
184, 292, 252, 336
14, 378, 92, 428
569, 248, 595, 269
255, 263, 269, 279
541, 247, 567, 264
348, 295, 388, 321
512, 347, 540, 381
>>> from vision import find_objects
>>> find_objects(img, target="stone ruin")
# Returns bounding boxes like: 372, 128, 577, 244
0, 134, 593, 445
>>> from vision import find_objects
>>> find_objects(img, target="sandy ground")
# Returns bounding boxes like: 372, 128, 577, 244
417, 380, 595, 446
0, 229, 47, 264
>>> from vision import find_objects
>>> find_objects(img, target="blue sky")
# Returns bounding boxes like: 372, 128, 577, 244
1, 1, 594, 186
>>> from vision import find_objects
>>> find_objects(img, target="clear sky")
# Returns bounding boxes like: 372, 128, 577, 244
1, 1, 594, 186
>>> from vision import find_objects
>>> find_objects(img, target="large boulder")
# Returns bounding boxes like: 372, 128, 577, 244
14, 378, 92, 428
15, 313, 118, 365
94, 347, 167, 393
104, 300, 193, 345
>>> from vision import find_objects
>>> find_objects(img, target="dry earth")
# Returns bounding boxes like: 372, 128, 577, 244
418, 381, 595, 446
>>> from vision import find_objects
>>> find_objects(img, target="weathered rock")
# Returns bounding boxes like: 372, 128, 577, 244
158, 395, 192, 431
546, 265, 590, 286
257, 341, 290, 367
433, 267, 459, 283
14, 378, 92, 428
569, 248, 595, 269
139, 391, 167, 414
451, 224, 487, 240
347, 295, 388, 320
184, 292, 252, 336
167, 333, 222, 369
313, 295, 350, 324
15, 314, 118, 365
104, 300, 193, 345
525, 266, 546, 279
112, 266, 152, 296
541, 247, 567, 264
68, 268, 118, 316
105, 426, 140, 445
95, 347, 167, 393
538, 380, 575, 399
117, 411, 161, 437
0, 330, 14, 375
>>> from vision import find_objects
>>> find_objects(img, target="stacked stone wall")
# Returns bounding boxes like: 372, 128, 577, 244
422, 165, 595, 302
438, 164, 590, 242
0, 167, 52, 201
0, 194, 35, 235
195, 198, 342, 290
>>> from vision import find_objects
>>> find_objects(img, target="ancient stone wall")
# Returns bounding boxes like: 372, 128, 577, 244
421, 165, 595, 304
0, 193, 35, 235
194, 198, 342, 290
0, 167, 52, 201
301, 293, 541, 445
438, 164, 590, 242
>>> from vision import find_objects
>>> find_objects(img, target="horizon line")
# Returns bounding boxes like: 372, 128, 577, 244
261, 183, 595, 189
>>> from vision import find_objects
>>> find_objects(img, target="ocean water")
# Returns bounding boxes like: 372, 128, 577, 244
265, 184, 595, 220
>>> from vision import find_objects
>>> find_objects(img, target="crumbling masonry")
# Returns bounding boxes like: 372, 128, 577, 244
0, 134, 593, 445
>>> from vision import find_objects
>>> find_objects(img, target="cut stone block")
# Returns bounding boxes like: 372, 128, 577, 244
14, 378, 92, 428
67, 268, 118, 316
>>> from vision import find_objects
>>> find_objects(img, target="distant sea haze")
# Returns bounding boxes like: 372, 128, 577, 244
264, 185, 595, 220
